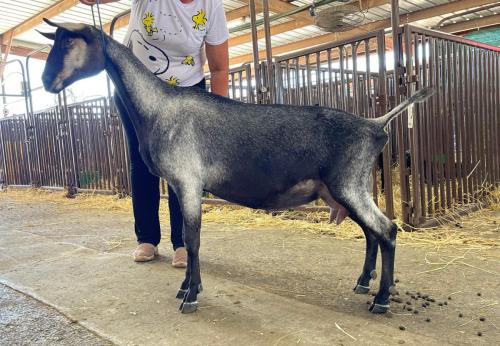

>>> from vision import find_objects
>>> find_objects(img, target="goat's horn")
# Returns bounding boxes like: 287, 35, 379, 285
36, 29, 56, 41
43, 18, 58, 27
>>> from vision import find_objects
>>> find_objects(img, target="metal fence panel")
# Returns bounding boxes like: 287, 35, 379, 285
402, 25, 500, 226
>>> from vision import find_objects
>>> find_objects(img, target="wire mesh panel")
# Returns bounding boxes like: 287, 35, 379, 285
402, 25, 500, 226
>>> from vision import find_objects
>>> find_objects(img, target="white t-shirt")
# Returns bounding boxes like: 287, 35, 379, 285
124, 0, 229, 87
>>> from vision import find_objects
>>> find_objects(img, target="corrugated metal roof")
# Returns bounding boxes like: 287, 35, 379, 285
0, 0, 57, 32
1, 0, 498, 63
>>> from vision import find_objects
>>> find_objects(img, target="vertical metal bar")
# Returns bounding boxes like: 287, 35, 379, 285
339, 46, 346, 110
470, 47, 478, 198
404, 27, 422, 225
438, 38, 446, 209
262, 0, 274, 103
364, 39, 371, 118
230, 72, 236, 100
327, 49, 333, 108
238, 70, 243, 102
63, 90, 78, 190
0, 121, 7, 186
494, 53, 500, 183
295, 61, 299, 105
316, 52, 322, 106
376, 30, 393, 219
352, 43, 359, 115
464, 46, 472, 201
245, 64, 253, 103
454, 43, 463, 203
249, 0, 262, 104
285, 60, 291, 105
305, 55, 313, 105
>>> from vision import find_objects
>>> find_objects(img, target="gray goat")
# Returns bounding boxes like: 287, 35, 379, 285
40, 19, 431, 314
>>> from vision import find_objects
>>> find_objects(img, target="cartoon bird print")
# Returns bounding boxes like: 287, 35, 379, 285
182, 55, 195, 66
192, 10, 207, 31
166, 76, 180, 86
143, 12, 158, 36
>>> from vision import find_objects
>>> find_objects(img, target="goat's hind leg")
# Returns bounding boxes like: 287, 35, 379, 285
353, 228, 378, 294
331, 187, 398, 313
174, 185, 203, 314
319, 185, 377, 294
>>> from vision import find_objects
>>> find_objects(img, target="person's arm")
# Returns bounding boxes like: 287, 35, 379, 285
205, 40, 229, 97
80, 0, 120, 5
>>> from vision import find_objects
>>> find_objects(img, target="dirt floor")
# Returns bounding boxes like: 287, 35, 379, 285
0, 190, 498, 345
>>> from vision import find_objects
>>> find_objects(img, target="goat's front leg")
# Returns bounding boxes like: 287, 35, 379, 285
175, 186, 203, 314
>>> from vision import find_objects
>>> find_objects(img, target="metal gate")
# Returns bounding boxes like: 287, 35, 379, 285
399, 25, 500, 226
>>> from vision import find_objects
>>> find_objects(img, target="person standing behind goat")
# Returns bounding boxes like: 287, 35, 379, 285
80, 0, 229, 266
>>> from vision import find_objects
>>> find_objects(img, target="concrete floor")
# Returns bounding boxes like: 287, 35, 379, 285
0, 195, 498, 345
0, 284, 112, 345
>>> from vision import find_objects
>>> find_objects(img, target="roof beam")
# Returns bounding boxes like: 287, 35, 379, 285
0, 0, 80, 45
0, 32, 14, 78
0, 44, 49, 60
440, 13, 500, 33
230, 0, 388, 47
229, 0, 500, 66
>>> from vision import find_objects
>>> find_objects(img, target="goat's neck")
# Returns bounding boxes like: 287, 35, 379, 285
103, 37, 177, 135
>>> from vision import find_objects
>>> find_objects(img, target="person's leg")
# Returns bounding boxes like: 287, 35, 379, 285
168, 184, 184, 250
114, 93, 161, 254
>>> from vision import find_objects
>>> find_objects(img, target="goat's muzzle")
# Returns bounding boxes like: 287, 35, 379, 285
42, 72, 62, 94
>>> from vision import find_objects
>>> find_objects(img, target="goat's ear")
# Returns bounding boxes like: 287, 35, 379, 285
36, 29, 55, 41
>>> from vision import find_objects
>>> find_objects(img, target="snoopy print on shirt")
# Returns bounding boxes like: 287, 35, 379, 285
124, 0, 228, 87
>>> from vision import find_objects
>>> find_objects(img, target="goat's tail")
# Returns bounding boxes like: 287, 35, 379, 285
374, 87, 434, 128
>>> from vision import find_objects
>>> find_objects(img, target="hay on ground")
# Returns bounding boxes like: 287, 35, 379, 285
1, 186, 498, 252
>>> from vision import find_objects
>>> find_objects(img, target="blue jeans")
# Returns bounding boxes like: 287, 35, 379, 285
115, 79, 206, 249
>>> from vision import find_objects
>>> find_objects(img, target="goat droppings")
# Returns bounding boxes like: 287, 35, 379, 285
399, 326, 406, 331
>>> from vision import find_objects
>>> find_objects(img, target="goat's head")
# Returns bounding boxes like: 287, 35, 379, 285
40, 18, 106, 93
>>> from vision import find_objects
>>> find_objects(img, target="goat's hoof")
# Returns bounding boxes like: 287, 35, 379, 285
180, 301, 198, 314
176, 289, 187, 300
369, 303, 390, 314
389, 285, 399, 296
354, 284, 370, 294
370, 270, 377, 279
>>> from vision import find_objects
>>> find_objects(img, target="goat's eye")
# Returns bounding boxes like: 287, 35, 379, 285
63, 39, 74, 49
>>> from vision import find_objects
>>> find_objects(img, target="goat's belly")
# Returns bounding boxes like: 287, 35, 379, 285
209, 179, 324, 211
